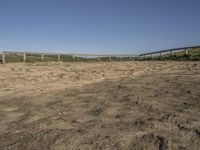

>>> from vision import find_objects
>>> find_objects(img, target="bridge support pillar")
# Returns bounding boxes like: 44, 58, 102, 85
185, 49, 189, 55
2, 53, 5, 64
41, 54, 44, 60
23, 53, 26, 62
58, 54, 61, 61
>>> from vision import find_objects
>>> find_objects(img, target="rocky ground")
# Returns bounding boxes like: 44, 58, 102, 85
0, 61, 199, 150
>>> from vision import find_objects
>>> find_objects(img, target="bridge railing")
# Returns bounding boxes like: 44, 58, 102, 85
139, 46, 200, 58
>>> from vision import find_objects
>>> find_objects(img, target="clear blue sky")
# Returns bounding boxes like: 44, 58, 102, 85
0, 0, 200, 54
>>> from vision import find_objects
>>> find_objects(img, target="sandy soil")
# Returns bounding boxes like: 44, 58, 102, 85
0, 61, 200, 150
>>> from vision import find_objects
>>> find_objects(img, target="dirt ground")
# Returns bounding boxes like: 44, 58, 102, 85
0, 61, 199, 150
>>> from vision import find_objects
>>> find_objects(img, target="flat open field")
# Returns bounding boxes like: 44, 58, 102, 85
0, 61, 200, 149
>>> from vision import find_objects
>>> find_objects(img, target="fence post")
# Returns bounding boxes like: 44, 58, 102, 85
58, 54, 61, 61
109, 56, 111, 61
2, 53, 5, 64
129, 56, 132, 61
97, 56, 100, 61
23, 53, 26, 62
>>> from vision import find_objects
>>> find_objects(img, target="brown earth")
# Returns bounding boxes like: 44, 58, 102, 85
0, 61, 200, 150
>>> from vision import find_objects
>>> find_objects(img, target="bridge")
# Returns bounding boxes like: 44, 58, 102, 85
139, 46, 200, 58
1, 45, 200, 63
